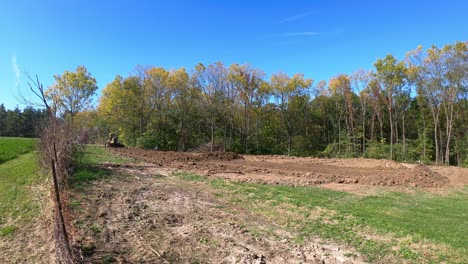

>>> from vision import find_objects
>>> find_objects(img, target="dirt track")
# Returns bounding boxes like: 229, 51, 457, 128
70, 164, 364, 263
112, 149, 465, 189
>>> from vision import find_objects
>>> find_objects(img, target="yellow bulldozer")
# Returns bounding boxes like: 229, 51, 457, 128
105, 133, 125, 148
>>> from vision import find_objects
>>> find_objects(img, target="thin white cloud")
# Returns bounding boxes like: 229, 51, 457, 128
279, 12, 313, 24
11, 55, 20, 89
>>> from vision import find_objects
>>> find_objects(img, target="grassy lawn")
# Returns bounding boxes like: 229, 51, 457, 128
0, 137, 37, 164
176, 172, 468, 263
0, 138, 41, 237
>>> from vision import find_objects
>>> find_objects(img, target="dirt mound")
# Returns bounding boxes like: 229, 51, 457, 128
381, 160, 406, 169
113, 148, 451, 189
199, 151, 242, 161
115, 148, 242, 163
408, 164, 449, 187
188, 142, 225, 153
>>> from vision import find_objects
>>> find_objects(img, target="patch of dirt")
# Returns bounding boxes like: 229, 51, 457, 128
70, 164, 365, 263
113, 148, 453, 189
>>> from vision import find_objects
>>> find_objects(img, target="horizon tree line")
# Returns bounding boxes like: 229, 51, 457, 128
2, 41, 467, 166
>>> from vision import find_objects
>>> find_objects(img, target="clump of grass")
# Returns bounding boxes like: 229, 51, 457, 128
0, 225, 17, 237
101, 253, 114, 264
69, 199, 81, 210
90, 223, 102, 235
174, 171, 206, 182
70, 166, 111, 188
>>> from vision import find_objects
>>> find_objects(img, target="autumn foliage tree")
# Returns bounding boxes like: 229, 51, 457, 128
46, 65, 98, 118
88, 40, 468, 166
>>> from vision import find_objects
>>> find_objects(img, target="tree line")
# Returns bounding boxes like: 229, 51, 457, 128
2, 41, 468, 166
93, 41, 468, 166
0, 104, 47, 137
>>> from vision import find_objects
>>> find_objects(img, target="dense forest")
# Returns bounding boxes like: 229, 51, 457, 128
0, 104, 46, 138
3, 41, 468, 166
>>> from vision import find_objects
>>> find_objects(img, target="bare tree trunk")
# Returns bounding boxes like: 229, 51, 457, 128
362, 104, 367, 156
422, 117, 426, 161
210, 123, 214, 152
434, 121, 439, 166
377, 112, 384, 141
402, 114, 406, 160
439, 124, 444, 165
229, 115, 234, 150
444, 101, 455, 165
429, 108, 440, 166
256, 118, 260, 152
395, 118, 399, 146
389, 109, 394, 160
338, 119, 341, 154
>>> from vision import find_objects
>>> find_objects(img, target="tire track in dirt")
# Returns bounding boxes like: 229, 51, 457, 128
70, 163, 365, 263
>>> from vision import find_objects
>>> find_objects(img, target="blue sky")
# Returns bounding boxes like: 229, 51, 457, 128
1, 0, 468, 109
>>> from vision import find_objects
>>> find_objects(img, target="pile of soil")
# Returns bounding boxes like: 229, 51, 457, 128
113, 148, 450, 188
409, 164, 449, 187
187, 142, 225, 153
199, 151, 242, 161
117, 149, 242, 163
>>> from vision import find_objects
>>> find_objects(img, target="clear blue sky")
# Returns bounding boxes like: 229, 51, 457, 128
1, 0, 468, 109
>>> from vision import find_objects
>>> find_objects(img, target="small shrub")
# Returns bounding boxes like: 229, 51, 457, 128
365, 139, 389, 159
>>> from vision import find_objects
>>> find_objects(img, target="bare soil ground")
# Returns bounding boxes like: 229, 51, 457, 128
69, 148, 467, 263
70, 164, 364, 263
113, 149, 465, 189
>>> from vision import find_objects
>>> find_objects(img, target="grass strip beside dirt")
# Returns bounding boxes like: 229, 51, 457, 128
176, 171, 468, 263
0, 151, 41, 237
0, 137, 37, 164
75, 144, 130, 166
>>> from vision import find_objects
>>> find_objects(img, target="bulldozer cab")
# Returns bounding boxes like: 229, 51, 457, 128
109, 133, 118, 144
106, 133, 124, 147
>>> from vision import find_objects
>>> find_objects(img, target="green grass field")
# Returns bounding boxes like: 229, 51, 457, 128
176, 172, 468, 263
0, 137, 37, 164
0, 137, 41, 237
